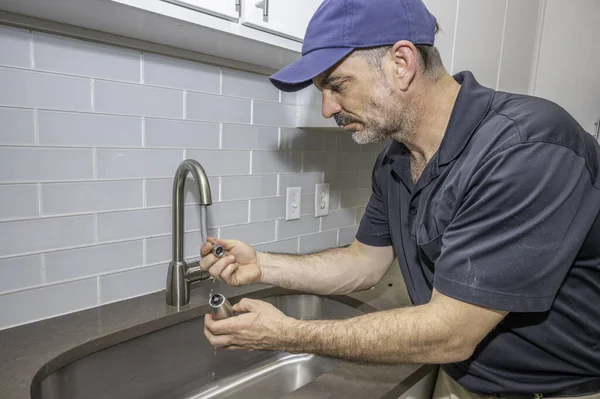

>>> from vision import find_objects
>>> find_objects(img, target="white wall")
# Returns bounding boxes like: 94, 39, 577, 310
0, 26, 381, 330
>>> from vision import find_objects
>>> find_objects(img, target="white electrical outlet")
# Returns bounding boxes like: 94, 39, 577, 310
285, 187, 302, 220
315, 183, 330, 217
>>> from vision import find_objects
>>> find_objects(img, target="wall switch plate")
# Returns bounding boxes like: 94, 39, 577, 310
315, 183, 330, 217
285, 187, 302, 220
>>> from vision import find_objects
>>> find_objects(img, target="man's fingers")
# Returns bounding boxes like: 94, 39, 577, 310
233, 298, 259, 313
207, 256, 236, 278
205, 313, 239, 335
220, 263, 239, 282
200, 241, 213, 257
215, 238, 238, 250
204, 324, 233, 347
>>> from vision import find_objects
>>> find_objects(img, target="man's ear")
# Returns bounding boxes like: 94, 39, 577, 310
391, 40, 418, 91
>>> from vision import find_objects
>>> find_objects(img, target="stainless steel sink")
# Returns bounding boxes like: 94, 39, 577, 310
33, 294, 368, 399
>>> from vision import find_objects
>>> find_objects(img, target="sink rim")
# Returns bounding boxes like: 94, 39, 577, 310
30, 286, 379, 398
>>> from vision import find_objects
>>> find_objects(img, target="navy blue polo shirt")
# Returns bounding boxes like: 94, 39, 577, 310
356, 71, 600, 394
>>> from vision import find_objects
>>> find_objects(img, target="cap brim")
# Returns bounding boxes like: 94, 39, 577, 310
270, 47, 354, 92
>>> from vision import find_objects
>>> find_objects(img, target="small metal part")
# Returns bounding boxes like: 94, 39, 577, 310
212, 244, 225, 258
209, 294, 235, 320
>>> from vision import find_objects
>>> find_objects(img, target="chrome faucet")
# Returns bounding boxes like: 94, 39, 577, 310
166, 159, 213, 307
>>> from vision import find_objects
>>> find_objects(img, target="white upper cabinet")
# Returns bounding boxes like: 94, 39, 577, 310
162, 0, 239, 21
241, 0, 323, 42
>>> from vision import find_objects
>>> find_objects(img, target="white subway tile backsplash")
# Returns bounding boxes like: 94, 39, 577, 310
207, 201, 249, 228
280, 128, 326, 151
341, 189, 371, 209
250, 197, 285, 222
277, 216, 320, 240
143, 53, 220, 93
0, 25, 31, 68
0, 215, 95, 258
278, 172, 322, 195
327, 171, 358, 191
99, 263, 167, 304
299, 230, 338, 254
186, 92, 251, 124
329, 190, 342, 211
252, 151, 301, 174
96, 148, 183, 179
45, 240, 143, 283
97, 207, 170, 242
144, 118, 219, 149
321, 208, 357, 231
300, 194, 315, 216
0, 255, 42, 294
338, 225, 358, 246
0, 107, 35, 145
145, 229, 217, 264
357, 170, 371, 189
34, 32, 140, 82
0, 67, 91, 111
336, 133, 362, 152
221, 175, 277, 201
0, 278, 97, 329
222, 69, 279, 102
186, 150, 250, 176
338, 152, 377, 171
303, 151, 336, 173
280, 91, 297, 105
95, 80, 183, 118
326, 134, 337, 151
255, 238, 298, 254
253, 101, 296, 127
220, 221, 275, 245
0, 184, 39, 220
0, 147, 93, 183
221, 124, 279, 150
38, 111, 142, 147
42, 180, 143, 215
145, 177, 220, 207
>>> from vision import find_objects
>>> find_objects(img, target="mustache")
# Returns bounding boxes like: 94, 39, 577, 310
334, 113, 362, 128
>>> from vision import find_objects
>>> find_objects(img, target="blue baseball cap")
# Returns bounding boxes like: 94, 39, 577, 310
270, 0, 437, 92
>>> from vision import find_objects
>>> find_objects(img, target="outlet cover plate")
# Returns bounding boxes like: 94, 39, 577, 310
315, 183, 330, 217
286, 187, 302, 220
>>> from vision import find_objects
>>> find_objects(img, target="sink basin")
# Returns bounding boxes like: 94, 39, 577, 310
33, 294, 368, 399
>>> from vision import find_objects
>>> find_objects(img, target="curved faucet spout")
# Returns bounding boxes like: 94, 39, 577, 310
167, 159, 213, 307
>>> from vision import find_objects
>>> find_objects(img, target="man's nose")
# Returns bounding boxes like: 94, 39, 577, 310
321, 91, 342, 119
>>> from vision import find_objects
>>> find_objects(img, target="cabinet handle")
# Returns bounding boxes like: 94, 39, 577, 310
255, 0, 269, 17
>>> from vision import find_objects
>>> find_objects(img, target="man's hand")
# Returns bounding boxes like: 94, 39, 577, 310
204, 298, 294, 351
200, 237, 261, 286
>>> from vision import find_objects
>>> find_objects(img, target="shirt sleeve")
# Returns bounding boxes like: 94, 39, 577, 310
356, 155, 393, 247
434, 142, 598, 312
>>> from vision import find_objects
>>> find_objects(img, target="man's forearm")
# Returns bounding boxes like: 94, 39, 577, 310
274, 305, 473, 365
257, 247, 376, 295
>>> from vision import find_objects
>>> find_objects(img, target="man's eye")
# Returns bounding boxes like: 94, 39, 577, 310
331, 82, 345, 93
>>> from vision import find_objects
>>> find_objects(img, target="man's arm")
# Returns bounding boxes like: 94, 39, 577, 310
205, 288, 507, 364
258, 239, 395, 295
200, 237, 394, 295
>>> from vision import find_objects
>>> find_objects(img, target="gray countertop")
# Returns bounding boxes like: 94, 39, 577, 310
0, 264, 434, 399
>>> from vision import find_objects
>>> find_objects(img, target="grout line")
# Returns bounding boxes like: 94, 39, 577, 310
92, 148, 97, 179
90, 78, 95, 112
277, 127, 282, 150
37, 182, 42, 216
29, 30, 35, 68
93, 213, 99, 244
33, 109, 39, 145
296, 236, 301, 254
219, 123, 223, 149
140, 52, 144, 84
218, 176, 222, 202
142, 238, 147, 266
183, 148, 187, 160
182, 91, 187, 119
250, 100, 254, 125
141, 117, 146, 148
495, 0, 510, 90
142, 179, 147, 208
450, 0, 460, 74
96, 277, 101, 305
249, 150, 253, 174
40, 253, 46, 284
247, 199, 251, 223
336, 229, 340, 246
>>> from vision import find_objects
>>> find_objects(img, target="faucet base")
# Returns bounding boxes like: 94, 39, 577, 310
166, 261, 188, 308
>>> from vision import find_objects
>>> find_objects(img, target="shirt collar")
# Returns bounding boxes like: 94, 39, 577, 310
383, 71, 495, 166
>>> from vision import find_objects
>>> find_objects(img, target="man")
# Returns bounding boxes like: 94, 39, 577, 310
200, 0, 600, 397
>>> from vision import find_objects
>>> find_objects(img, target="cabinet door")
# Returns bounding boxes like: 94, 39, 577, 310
241, 0, 323, 42
162, 0, 239, 21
